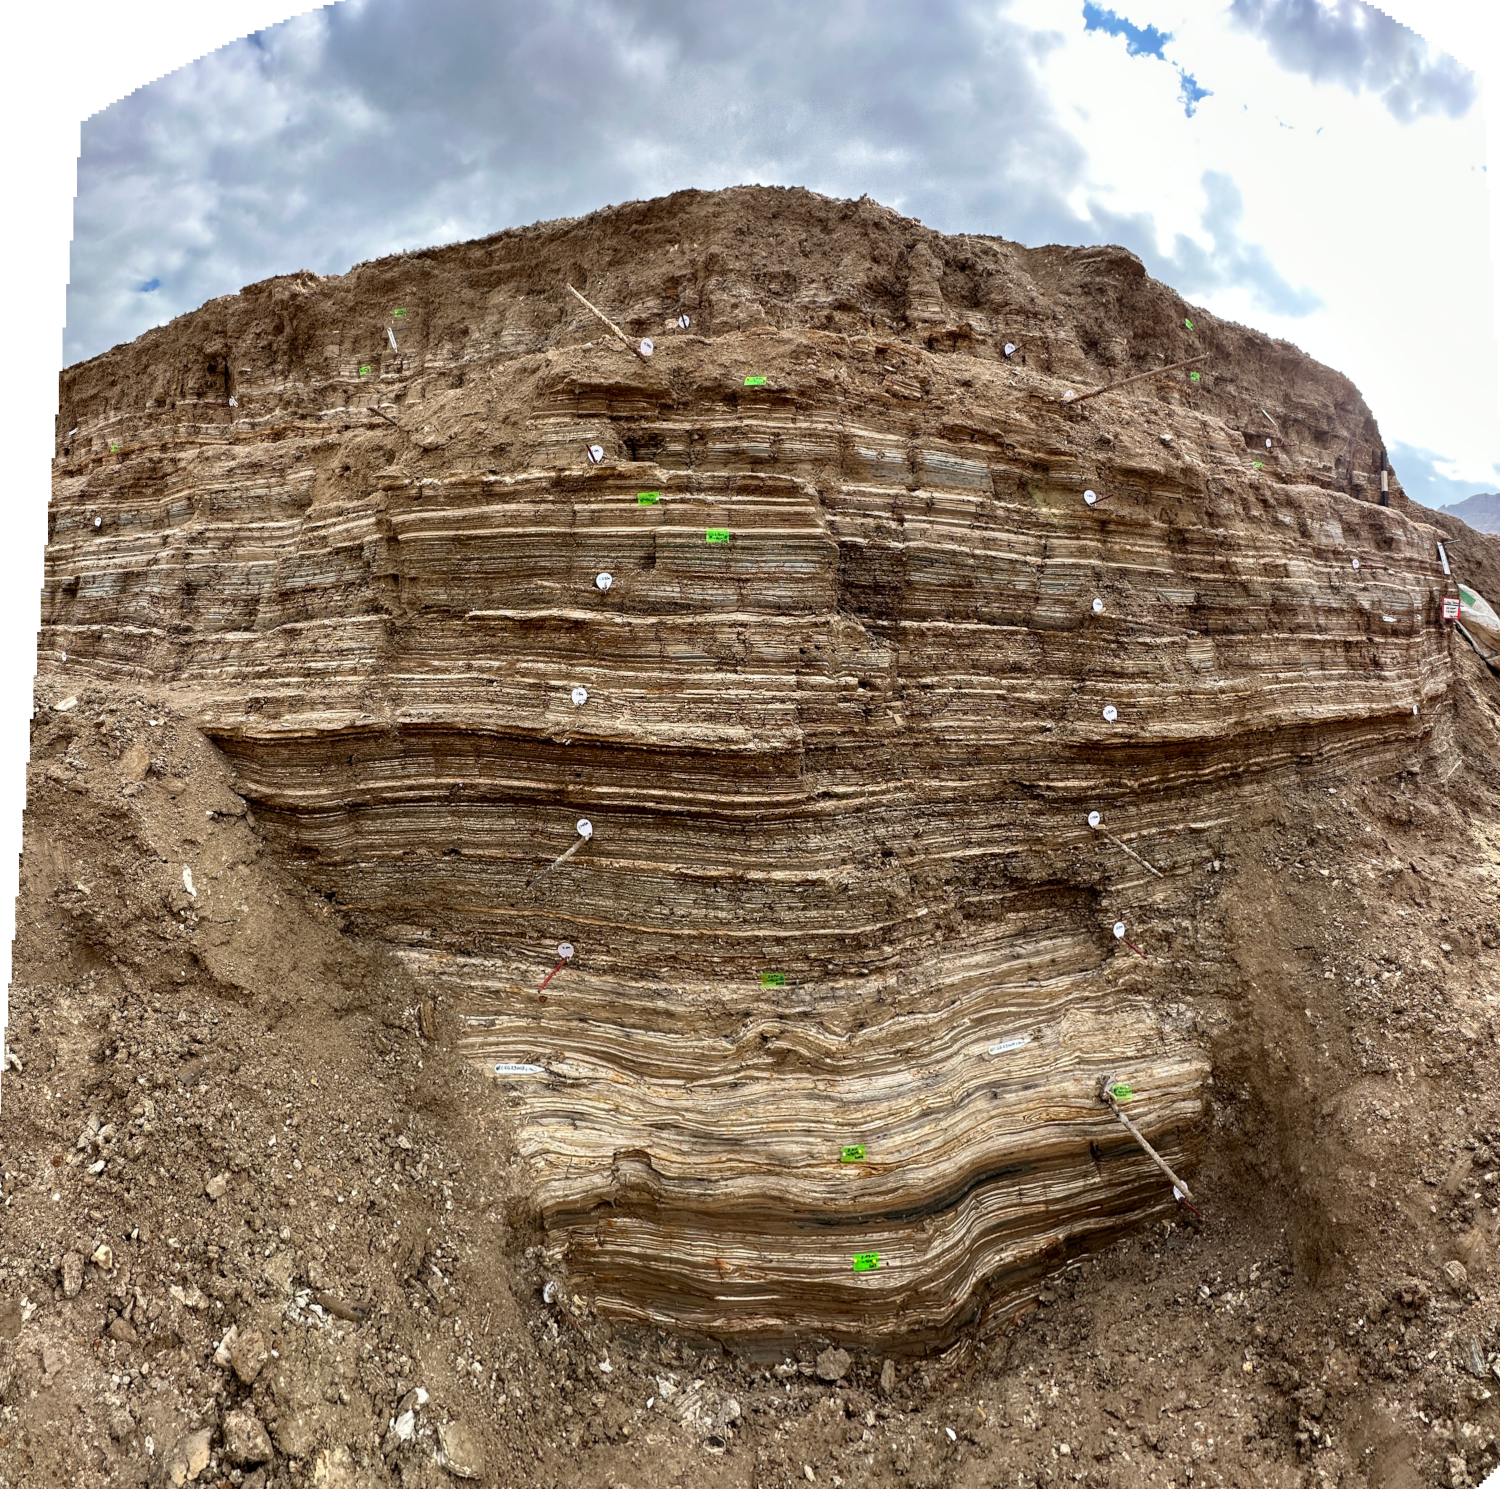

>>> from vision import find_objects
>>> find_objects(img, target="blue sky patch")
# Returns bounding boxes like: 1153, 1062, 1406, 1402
1085, 5, 1207, 118
1082, 3, 1170, 61
1177, 66, 1211, 117
138, 278, 161, 293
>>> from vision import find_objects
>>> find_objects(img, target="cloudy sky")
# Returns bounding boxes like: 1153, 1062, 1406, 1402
67, 0, 1495, 508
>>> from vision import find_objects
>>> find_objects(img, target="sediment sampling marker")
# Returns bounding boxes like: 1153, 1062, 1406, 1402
1113, 920, 1147, 958
539, 942, 575, 999
568, 284, 655, 359
1099, 1074, 1194, 1202
521, 819, 594, 896
1061, 354, 1208, 405
1088, 811, 1163, 878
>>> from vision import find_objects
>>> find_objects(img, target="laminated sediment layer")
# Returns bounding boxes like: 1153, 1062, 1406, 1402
44, 186, 1456, 1345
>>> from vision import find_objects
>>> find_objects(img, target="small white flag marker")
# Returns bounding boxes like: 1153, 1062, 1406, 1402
388, 328, 398, 351
595, 572, 613, 592
587, 444, 604, 464
571, 687, 588, 707
1092, 598, 1104, 613
557, 942, 575, 959
1084, 490, 1098, 506
1352, 558, 1360, 570
639, 338, 654, 357
1088, 811, 1102, 828
677, 314, 690, 329
576, 819, 593, 839
1113, 921, 1125, 939
1102, 704, 1118, 722
94, 517, 102, 528
1004, 343, 1016, 357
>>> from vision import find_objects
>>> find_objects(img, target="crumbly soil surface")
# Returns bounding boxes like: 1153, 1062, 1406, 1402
4, 643, 1500, 1489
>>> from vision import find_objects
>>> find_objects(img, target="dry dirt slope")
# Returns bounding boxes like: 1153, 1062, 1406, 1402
6, 186, 1500, 1489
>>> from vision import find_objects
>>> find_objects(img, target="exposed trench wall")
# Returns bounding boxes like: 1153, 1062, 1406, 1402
41, 186, 1460, 1346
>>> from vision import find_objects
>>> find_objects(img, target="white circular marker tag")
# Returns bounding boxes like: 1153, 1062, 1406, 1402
1088, 811, 1102, 828
1113, 921, 1126, 939
1102, 705, 1118, 722
1413, 704, 1419, 716
1173, 1185, 1182, 1201
1092, 598, 1104, 613
557, 943, 575, 960
595, 572, 613, 592
576, 819, 593, 838
586, 444, 604, 464
1062, 390, 1076, 403
1265, 438, 1272, 449
1352, 558, 1360, 570
677, 314, 690, 329
94, 517, 101, 528
639, 338, 654, 357
1004, 343, 1016, 357
571, 686, 588, 706
1084, 490, 1098, 506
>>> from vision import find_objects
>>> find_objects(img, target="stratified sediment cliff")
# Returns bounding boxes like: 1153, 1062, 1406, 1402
43, 186, 1459, 1347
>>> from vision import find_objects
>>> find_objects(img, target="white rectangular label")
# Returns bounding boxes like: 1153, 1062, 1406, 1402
989, 1037, 1031, 1055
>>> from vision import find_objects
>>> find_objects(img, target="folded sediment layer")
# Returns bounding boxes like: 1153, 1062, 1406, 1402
43, 185, 1457, 1346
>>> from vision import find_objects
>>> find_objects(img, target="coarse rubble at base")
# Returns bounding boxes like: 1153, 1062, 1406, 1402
6, 186, 1500, 1487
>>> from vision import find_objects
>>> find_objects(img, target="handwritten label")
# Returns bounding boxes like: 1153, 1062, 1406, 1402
494, 1063, 546, 1076
359, 365, 372, 376
637, 491, 660, 505
989, 1037, 1030, 1055
1189, 371, 1200, 382
1252, 461, 1264, 469
109, 444, 121, 453
840, 1145, 866, 1162
851, 1252, 880, 1272
759, 971, 786, 986
1110, 1082, 1133, 1102
394, 308, 408, 318
1184, 318, 1194, 331
706, 529, 730, 544
743, 376, 767, 386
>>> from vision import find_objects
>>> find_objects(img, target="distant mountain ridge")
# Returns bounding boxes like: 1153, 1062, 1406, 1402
1441, 492, 1500, 533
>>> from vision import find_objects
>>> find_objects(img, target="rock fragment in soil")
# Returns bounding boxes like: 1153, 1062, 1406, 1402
162, 1426, 211, 1486
222, 1409, 274, 1465
436, 1419, 485, 1480
816, 1346, 851, 1382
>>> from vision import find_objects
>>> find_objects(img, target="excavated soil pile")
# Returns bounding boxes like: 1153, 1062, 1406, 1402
7, 186, 1500, 1489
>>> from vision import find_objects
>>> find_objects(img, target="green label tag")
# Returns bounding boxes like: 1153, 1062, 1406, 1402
743, 376, 767, 386
1184, 318, 1194, 331
359, 365, 372, 376
109, 444, 120, 453
840, 1145, 866, 1163
637, 491, 660, 505
1189, 371, 1200, 382
759, 971, 786, 986
852, 1252, 880, 1272
394, 308, 408, 318
1253, 461, 1264, 469
706, 529, 730, 544
1110, 1082, 1133, 1102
